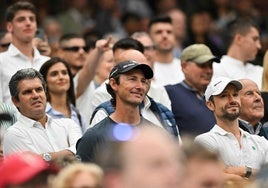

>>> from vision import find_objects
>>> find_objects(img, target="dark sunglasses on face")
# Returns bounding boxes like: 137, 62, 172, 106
62, 46, 90, 52
144, 45, 156, 51
0, 42, 10, 48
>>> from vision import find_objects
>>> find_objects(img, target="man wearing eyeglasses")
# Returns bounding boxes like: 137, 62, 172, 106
0, 30, 12, 53
0, 1, 50, 107
57, 33, 89, 76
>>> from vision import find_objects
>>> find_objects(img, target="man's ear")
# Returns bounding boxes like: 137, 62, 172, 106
109, 78, 118, 91
206, 100, 215, 111
6, 22, 12, 33
11, 96, 19, 108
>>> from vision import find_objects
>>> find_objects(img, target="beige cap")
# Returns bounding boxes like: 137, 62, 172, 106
181, 44, 220, 64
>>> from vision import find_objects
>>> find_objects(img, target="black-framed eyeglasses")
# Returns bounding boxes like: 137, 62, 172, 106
0, 42, 10, 48
62, 46, 90, 52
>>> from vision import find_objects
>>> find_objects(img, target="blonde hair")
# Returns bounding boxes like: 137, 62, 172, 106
262, 50, 268, 91
50, 163, 103, 188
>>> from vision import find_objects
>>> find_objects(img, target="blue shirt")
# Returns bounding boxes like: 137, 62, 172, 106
46, 102, 86, 133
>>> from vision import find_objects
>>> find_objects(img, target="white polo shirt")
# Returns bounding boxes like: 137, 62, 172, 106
3, 114, 82, 156
195, 124, 268, 169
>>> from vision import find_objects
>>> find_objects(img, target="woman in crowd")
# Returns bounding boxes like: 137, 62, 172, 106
39, 57, 86, 132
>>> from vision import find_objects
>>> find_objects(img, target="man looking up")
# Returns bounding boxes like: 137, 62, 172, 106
76, 61, 154, 162
195, 77, 268, 180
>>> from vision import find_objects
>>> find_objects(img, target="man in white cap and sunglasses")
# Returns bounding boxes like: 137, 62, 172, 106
195, 77, 268, 181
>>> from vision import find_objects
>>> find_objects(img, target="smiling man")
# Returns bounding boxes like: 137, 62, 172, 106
3, 68, 82, 161
76, 61, 154, 162
195, 77, 268, 181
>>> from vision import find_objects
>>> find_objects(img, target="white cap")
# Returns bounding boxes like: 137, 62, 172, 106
205, 77, 242, 101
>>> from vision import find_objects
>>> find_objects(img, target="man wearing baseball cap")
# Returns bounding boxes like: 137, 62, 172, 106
195, 76, 268, 180
165, 43, 220, 136
76, 60, 156, 162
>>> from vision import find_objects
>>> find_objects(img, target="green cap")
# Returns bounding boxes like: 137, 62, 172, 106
181, 44, 220, 64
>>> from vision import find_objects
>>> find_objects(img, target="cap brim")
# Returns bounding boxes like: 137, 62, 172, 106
194, 55, 220, 64
121, 64, 154, 79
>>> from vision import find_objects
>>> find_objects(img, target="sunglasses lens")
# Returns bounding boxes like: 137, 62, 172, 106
63, 46, 89, 52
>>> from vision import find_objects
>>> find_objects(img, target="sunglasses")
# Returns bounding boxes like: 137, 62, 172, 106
0, 42, 10, 48
144, 45, 156, 51
62, 46, 90, 52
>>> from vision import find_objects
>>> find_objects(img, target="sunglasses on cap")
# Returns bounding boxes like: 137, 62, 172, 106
62, 46, 90, 52
0, 42, 10, 48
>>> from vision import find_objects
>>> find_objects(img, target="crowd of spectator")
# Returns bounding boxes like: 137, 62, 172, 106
1, 0, 268, 187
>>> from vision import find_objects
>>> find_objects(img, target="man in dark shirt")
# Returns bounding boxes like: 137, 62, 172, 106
76, 60, 154, 162
165, 44, 219, 136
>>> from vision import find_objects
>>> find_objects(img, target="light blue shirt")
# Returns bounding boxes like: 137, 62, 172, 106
46, 102, 86, 133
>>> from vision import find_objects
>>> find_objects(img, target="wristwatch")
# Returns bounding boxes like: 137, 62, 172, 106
245, 166, 252, 179
42, 152, 52, 162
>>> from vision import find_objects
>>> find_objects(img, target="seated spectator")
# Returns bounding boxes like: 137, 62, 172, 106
195, 77, 268, 181
39, 57, 86, 133
3, 68, 82, 161
50, 163, 103, 188
261, 50, 268, 124
76, 61, 158, 162
165, 44, 219, 136
238, 79, 268, 139
99, 125, 184, 188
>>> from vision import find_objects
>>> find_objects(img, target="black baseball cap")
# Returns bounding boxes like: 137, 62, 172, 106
109, 60, 154, 79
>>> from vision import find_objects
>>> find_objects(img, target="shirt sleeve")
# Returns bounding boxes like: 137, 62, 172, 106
3, 128, 37, 155
194, 133, 219, 152
89, 109, 108, 128
66, 119, 83, 154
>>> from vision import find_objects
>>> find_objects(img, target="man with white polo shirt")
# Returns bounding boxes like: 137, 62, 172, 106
195, 77, 268, 180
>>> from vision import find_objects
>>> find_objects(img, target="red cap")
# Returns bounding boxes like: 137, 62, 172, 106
0, 153, 57, 187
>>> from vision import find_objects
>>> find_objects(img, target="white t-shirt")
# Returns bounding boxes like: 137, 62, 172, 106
153, 58, 184, 87
213, 55, 263, 89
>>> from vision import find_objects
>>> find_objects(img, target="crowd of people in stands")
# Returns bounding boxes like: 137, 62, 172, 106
1, 0, 268, 187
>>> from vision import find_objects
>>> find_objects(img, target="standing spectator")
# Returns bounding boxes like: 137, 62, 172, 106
3, 68, 82, 161
57, 33, 89, 76
165, 44, 219, 136
195, 76, 268, 180
76, 61, 154, 162
212, 18, 263, 88
148, 16, 185, 86
238, 79, 267, 139
0, 1, 50, 106
167, 8, 187, 58
0, 29, 12, 52
39, 57, 86, 133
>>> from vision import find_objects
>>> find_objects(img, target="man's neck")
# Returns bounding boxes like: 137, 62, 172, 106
110, 105, 141, 125
217, 118, 240, 135
13, 40, 34, 59
155, 50, 174, 63
227, 46, 247, 64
